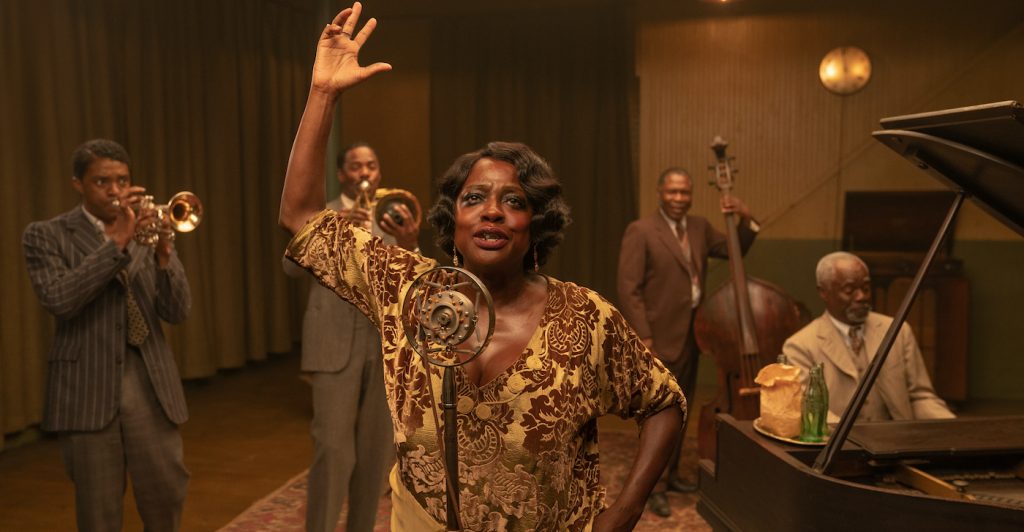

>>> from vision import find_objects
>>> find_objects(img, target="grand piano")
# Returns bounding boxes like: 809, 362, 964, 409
697, 101, 1024, 531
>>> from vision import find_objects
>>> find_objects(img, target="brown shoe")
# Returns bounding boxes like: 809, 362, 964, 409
667, 477, 698, 493
647, 491, 671, 518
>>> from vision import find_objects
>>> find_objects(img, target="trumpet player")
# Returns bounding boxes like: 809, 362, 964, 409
283, 141, 419, 532
22, 139, 192, 532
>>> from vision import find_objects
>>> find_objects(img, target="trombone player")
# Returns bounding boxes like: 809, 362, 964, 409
22, 138, 193, 531
283, 141, 420, 532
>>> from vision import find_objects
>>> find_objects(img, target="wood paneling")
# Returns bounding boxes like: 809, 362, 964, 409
636, 1, 1024, 241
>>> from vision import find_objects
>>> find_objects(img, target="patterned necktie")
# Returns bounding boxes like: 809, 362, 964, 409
849, 325, 864, 353
118, 269, 150, 346
849, 325, 866, 372
677, 221, 701, 306
676, 221, 693, 266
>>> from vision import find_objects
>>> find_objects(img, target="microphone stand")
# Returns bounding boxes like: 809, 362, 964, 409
442, 365, 460, 530
405, 266, 494, 532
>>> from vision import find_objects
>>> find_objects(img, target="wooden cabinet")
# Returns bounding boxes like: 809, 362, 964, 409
844, 191, 969, 403
861, 254, 969, 402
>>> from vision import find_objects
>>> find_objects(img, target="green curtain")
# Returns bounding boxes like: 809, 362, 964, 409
0, 0, 319, 445
428, 4, 638, 300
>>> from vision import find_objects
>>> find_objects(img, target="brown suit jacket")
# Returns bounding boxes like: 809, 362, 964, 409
617, 212, 756, 362
23, 207, 192, 431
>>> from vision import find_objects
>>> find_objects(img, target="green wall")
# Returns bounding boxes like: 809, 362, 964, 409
698, 239, 1024, 401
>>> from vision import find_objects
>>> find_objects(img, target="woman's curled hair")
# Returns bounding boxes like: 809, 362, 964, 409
427, 141, 572, 271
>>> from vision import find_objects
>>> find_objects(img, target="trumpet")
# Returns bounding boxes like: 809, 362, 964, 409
114, 191, 204, 246
354, 178, 374, 212
353, 180, 422, 228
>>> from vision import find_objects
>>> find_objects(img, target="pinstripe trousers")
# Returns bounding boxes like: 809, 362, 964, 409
59, 347, 189, 532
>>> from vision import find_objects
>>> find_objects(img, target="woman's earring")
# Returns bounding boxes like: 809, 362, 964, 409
453, 243, 460, 267
533, 245, 540, 272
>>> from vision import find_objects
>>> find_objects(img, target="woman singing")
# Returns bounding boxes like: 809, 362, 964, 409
279, 4, 685, 530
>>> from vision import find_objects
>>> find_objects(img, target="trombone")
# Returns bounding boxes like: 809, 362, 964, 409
373, 188, 421, 228
354, 179, 421, 228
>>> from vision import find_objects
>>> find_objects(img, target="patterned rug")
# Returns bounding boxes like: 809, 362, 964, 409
219, 431, 709, 531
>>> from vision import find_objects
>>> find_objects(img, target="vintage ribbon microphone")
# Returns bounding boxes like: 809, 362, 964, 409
401, 266, 494, 531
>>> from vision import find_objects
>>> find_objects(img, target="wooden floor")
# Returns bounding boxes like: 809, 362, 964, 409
2, 351, 1021, 531
0, 353, 314, 532
0, 352, 690, 532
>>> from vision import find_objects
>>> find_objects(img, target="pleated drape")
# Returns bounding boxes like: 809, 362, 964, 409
0, 0, 320, 444
428, 3, 638, 301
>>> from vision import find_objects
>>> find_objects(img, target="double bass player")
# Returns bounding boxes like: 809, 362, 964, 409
617, 166, 759, 517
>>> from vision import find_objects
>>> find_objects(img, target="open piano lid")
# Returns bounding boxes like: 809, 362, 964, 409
697, 102, 1024, 530
814, 101, 1024, 472
873, 100, 1024, 236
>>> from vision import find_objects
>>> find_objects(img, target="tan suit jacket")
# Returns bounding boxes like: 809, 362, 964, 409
783, 312, 954, 421
617, 212, 755, 362
282, 197, 395, 372
283, 198, 398, 530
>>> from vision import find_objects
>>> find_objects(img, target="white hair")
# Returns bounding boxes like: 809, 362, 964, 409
816, 251, 868, 287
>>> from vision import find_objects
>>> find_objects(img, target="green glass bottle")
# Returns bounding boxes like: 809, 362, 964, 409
800, 363, 829, 442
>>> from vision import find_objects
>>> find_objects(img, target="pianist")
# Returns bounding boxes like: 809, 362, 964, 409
782, 251, 955, 422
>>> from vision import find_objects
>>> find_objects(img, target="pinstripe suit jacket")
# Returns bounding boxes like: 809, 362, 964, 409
23, 207, 192, 431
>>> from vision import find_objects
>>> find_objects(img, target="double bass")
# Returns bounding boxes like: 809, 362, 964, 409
693, 137, 807, 459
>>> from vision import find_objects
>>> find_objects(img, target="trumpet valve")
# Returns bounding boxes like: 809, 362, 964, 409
128, 191, 203, 246
355, 180, 373, 211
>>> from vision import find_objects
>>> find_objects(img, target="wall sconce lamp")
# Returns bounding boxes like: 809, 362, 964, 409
819, 46, 872, 95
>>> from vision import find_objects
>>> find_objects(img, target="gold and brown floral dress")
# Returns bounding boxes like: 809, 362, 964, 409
286, 210, 686, 531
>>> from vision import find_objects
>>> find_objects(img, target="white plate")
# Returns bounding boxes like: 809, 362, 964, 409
752, 417, 828, 447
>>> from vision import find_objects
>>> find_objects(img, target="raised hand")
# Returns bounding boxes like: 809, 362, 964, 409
311, 2, 392, 96
279, 2, 391, 235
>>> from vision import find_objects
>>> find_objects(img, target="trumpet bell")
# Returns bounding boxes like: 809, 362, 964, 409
166, 191, 203, 233
373, 188, 421, 227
